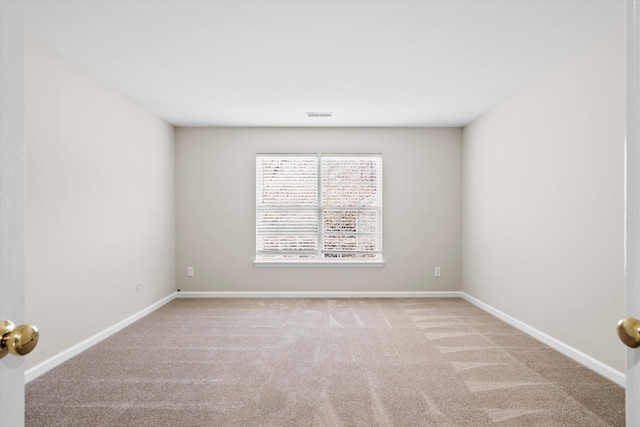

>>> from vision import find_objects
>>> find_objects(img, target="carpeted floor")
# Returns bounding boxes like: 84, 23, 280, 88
26, 298, 625, 426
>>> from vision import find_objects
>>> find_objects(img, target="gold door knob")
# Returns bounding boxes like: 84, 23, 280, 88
617, 318, 640, 348
0, 320, 39, 359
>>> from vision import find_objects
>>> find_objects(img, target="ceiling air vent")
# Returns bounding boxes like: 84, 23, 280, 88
307, 112, 332, 118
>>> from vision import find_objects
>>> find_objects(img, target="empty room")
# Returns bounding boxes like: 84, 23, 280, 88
1, 0, 639, 426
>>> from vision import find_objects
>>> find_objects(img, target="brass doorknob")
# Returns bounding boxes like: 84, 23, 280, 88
617, 318, 640, 348
0, 320, 39, 359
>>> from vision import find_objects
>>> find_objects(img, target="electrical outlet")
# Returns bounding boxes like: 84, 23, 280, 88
187, 266, 194, 277
136, 280, 142, 292
434, 267, 441, 277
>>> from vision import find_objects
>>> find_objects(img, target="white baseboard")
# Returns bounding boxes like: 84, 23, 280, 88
461, 292, 625, 387
175, 291, 463, 299
25, 293, 176, 383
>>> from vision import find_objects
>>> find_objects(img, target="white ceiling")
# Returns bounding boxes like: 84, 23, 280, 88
24, 0, 625, 128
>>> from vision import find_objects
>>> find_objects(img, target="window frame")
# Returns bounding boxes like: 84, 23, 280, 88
254, 153, 384, 267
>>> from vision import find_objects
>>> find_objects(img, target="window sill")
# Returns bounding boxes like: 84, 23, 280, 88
254, 258, 385, 267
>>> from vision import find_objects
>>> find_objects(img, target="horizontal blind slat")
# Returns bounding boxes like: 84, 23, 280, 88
257, 156, 319, 208
256, 154, 382, 259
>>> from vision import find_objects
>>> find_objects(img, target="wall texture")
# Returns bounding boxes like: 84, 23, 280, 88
462, 30, 625, 372
24, 36, 176, 369
176, 127, 461, 293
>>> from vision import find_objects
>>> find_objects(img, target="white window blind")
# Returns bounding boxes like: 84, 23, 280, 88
256, 154, 382, 263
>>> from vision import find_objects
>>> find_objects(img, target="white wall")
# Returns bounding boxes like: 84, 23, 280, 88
176, 127, 461, 292
462, 30, 625, 372
24, 35, 176, 369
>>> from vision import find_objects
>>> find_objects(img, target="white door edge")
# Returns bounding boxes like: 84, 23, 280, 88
626, 1, 640, 426
0, 1, 26, 426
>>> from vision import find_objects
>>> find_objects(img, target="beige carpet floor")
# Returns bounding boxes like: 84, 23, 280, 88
26, 298, 624, 426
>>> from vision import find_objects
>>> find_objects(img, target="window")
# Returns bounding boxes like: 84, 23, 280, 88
255, 153, 383, 266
